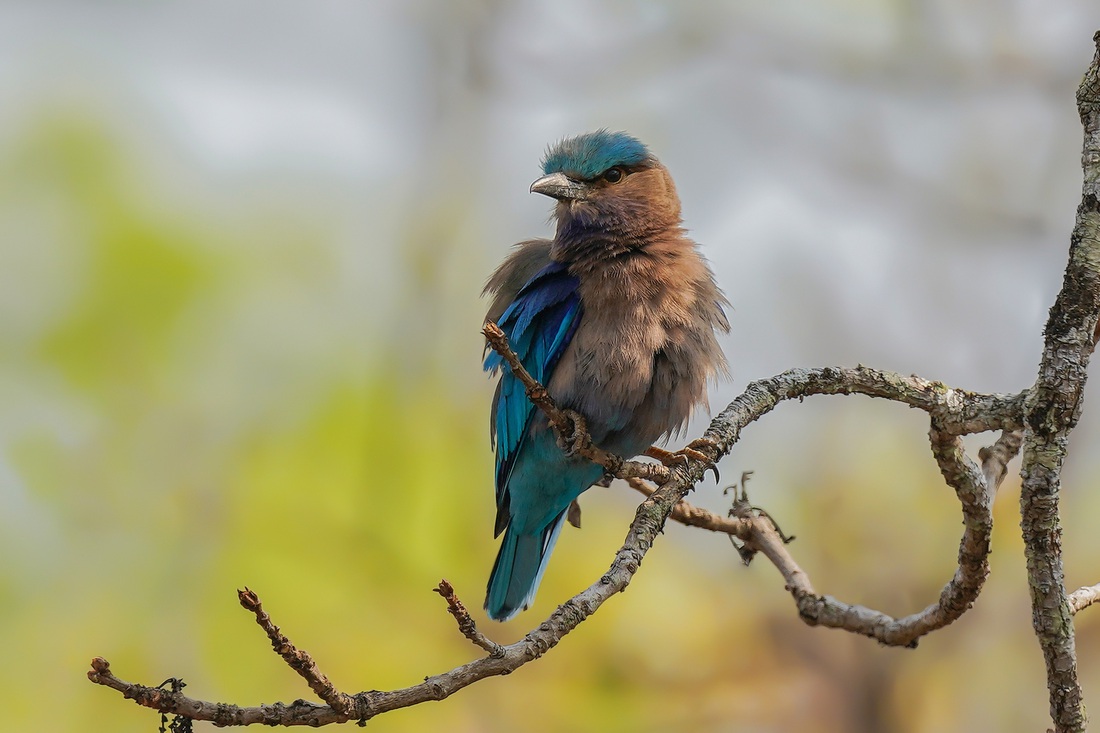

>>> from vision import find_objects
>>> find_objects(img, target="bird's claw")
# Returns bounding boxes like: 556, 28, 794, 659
644, 438, 721, 482
557, 409, 591, 457
685, 438, 722, 482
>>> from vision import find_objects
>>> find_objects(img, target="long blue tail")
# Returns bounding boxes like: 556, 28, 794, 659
485, 510, 567, 621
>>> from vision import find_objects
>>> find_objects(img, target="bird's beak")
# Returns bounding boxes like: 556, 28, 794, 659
530, 172, 587, 201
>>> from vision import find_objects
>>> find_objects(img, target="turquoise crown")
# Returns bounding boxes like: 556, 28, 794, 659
541, 129, 651, 180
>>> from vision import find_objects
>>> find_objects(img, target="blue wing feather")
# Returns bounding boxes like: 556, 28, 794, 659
484, 261, 582, 511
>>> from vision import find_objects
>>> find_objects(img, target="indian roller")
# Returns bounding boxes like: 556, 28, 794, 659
482, 130, 729, 621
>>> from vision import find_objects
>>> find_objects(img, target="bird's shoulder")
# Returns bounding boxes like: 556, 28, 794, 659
484, 239, 554, 326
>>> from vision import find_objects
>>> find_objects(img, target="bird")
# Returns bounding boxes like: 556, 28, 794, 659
482, 130, 729, 621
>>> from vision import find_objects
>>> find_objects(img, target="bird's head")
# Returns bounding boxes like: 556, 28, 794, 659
532, 130, 682, 257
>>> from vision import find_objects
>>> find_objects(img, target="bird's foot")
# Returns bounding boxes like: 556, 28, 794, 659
557, 409, 592, 457
644, 437, 721, 482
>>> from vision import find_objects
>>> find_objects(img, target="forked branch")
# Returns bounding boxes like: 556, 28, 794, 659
88, 327, 1027, 725
86, 33, 1100, 731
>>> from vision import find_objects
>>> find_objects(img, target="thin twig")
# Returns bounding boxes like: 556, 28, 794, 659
238, 587, 355, 716
625, 477, 751, 536
434, 580, 505, 657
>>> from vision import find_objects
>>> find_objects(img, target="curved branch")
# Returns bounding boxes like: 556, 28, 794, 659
785, 427, 995, 646
701, 367, 1024, 464
629, 422, 997, 648
769, 428, 993, 647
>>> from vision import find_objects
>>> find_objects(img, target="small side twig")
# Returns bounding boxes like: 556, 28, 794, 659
238, 587, 355, 716
434, 580, 505, 657
625, 477, 751, 536
1069, 583, 1100, 615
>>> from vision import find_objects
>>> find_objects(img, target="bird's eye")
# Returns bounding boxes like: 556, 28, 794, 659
602, 167, 623, 183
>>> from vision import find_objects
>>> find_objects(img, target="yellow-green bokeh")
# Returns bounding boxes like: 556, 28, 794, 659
3, 13, 1100, 731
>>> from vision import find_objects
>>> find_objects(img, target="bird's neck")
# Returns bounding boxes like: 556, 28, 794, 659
550, 205, 682, 269
553, 229, 694, 285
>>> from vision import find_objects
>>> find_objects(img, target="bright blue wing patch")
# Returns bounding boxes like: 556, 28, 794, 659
541, 129, 651, 181
484, 261, 582, 509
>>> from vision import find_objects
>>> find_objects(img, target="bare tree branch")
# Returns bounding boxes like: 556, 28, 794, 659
625, 476, 751, 535
1014, 30, 1100, 733
630, 424, 996, 649
434, 580, 505, 657
86, 35, 1100, 733
90, 344, 1023, 726
238, 587, 355, 715
88, 329, 1030, 727
701, 367, 1024, 461
88, 455, 713, 726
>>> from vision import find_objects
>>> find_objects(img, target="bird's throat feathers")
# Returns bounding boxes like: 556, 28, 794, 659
550, 166, 684, 265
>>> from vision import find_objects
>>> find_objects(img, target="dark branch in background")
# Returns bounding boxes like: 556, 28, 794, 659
978, 430, 1024, 493
85, 36, 1100, 733
1016, 32, 1100, 733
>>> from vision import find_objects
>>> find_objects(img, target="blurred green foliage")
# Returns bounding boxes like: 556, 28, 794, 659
2, 112, 1100, 733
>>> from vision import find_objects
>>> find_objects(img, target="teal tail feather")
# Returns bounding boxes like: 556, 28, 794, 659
485, 510, 567, 621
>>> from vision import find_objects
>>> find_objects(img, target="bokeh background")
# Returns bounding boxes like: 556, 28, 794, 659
3, 2, 1100, 731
